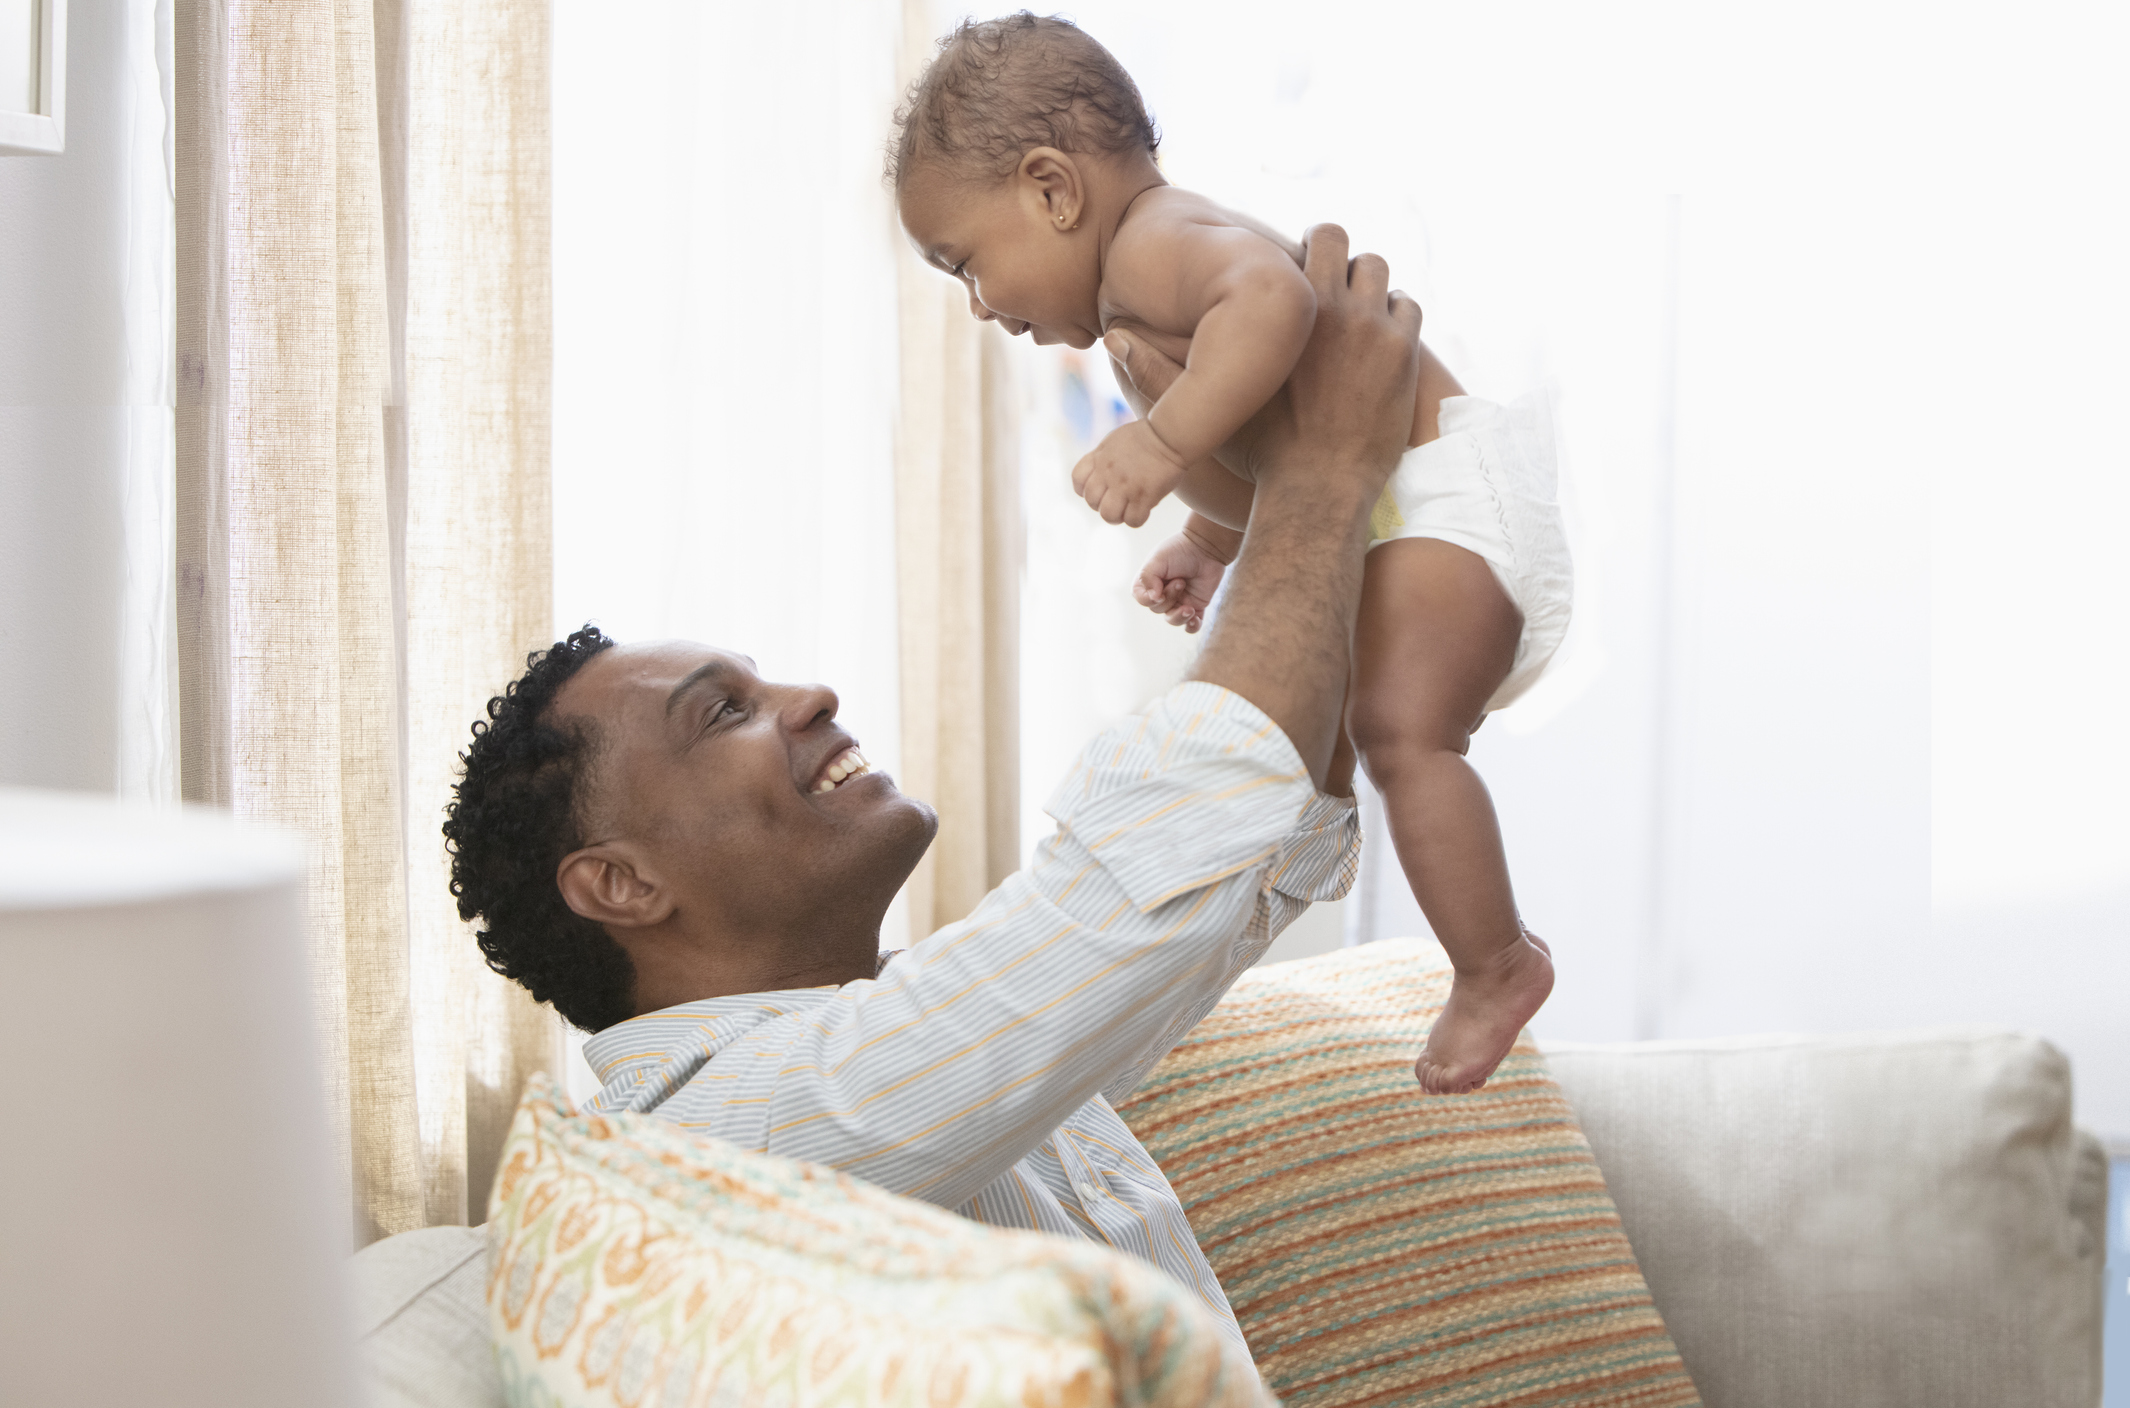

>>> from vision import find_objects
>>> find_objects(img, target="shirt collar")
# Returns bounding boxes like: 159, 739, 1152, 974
579, 985, 840, 1087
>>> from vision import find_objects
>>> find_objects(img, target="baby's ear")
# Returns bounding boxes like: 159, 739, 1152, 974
1017, 147, 1084, 231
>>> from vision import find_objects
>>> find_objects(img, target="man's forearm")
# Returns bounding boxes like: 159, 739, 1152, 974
1188, 467, 1376, 792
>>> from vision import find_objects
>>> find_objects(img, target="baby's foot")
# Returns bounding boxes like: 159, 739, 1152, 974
1414, 932, 1555, 1095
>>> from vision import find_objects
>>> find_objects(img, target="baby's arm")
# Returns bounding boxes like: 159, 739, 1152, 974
1175, 458, 1254, 532
1074, 221, 1315, 526
1133, 223, 1317, 464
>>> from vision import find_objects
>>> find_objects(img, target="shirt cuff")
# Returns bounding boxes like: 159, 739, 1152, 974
1266, 789, 1361, 904
1042, 681, 1323, 913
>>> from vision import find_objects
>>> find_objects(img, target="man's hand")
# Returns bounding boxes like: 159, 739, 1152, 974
1102, 329, 1168, 421
1229, 227, 1419, 490
1071, 419, 1190, 527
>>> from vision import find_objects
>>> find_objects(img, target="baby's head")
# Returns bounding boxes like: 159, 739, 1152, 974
891, 12, 1159, 349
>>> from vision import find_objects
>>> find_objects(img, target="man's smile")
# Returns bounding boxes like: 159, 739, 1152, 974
809, 744, 874, 795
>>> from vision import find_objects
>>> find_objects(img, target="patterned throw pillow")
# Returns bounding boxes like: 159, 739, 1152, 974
1117, 939, 1702, 1408
486, 1076, 1272, 1408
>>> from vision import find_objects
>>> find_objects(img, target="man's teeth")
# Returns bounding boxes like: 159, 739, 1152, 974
812, 749, 871, 794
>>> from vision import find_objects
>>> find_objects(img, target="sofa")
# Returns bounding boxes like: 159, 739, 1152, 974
355, 1019, 2108, 1407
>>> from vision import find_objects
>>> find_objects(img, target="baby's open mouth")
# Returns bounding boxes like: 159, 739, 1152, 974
812, 746, 872, 794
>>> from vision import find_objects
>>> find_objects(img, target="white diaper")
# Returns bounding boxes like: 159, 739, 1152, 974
1366, 392, 1573, 712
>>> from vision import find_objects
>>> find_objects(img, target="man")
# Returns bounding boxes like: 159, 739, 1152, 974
444, 227, 1423, 1346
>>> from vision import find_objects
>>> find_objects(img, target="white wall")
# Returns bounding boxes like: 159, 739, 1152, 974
1023, 0, 2130, 1138
0, 0, 171, 798
550, 0, 903, 777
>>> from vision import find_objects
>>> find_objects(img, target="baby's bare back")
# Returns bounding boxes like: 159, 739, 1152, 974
1096, 187, 1304, 369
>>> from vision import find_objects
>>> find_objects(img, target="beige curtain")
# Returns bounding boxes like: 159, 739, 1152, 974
177, 0, 556, 1247
894, 280, 1022, 935
894, 1, 1024, 937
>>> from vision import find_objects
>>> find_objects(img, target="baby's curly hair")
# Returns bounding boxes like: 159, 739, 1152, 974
442, 624, 637, 1033
887, 12, 1159, 188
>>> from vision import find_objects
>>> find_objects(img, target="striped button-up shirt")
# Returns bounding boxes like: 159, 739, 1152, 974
581, 681, 1359, 1346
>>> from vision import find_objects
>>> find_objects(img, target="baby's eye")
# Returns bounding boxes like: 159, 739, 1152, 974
951, 260, 968, 278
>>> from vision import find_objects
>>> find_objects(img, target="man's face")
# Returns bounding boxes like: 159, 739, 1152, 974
899, 163, 1103, 350
552, 641, 936, 943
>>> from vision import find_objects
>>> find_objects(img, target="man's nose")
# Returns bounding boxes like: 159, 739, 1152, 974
778, 681, 840, 732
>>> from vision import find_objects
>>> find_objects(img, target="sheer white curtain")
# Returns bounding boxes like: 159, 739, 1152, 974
550, 0, 1022, 1011
550, 0, 905, 787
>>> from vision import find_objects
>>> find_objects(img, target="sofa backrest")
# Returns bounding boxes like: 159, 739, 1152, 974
351, 1225, 500, 1408
1545, 1028, 2107, 1408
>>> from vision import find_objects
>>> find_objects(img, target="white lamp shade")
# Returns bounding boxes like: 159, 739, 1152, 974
0, 788, 357, 1407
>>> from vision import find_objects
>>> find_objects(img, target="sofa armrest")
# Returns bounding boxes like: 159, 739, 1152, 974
1543, 1029, 2105, 1408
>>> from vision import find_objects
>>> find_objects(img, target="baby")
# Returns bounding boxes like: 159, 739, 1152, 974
892, 14, 1572, 1094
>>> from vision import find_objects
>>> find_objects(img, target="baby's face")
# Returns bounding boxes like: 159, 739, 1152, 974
899, 166, 1103, 350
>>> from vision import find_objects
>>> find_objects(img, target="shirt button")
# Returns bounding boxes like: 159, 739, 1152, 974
1077, 1181, 1101, 1201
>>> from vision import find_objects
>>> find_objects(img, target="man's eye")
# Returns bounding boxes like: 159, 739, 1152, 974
707, 699, 740, 727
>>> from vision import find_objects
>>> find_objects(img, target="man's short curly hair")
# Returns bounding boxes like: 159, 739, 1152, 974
443, 624, 636, 1033
887, 12, 1159, 189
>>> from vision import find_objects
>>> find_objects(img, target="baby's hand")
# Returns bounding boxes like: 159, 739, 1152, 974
1071, 420, 1190, 527
1132, 532, 1228, 633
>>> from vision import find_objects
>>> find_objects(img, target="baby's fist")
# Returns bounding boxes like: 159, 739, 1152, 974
1133, 532, 1229, 633
1071, 420, 1189, 527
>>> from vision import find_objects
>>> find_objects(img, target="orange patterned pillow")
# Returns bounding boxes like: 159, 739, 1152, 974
1118, 939, 1701, 1407
486, 1075, 1272, 1408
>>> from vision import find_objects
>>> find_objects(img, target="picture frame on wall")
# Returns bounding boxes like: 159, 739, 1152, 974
0, 0, 64, 155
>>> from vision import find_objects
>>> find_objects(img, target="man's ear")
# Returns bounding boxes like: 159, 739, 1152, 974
1017, 147, 1085, 232
556, 844, 675, 930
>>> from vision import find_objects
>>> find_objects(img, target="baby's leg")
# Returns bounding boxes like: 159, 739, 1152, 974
1350, 538, 1554, 1094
